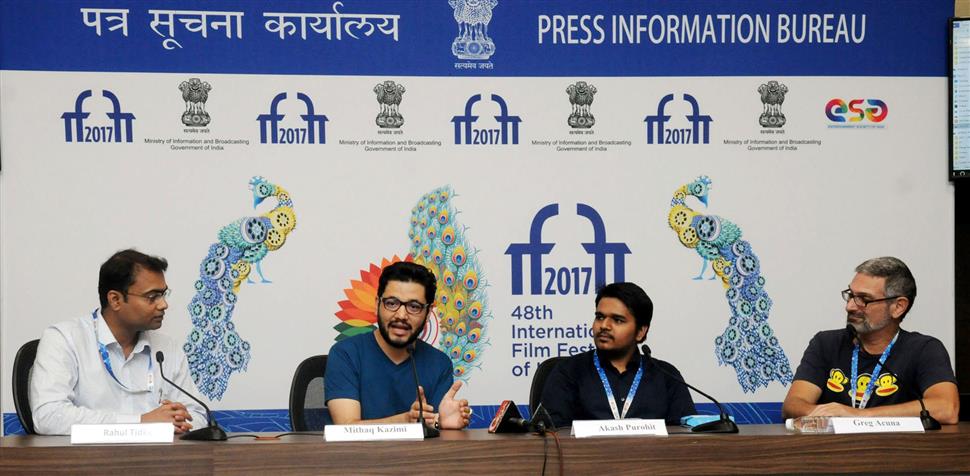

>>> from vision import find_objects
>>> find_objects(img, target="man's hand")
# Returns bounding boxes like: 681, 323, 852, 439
142, 400, 194, 433
408, 386, 437, 426
807, 402, 860, 417
437, 381, 471, 430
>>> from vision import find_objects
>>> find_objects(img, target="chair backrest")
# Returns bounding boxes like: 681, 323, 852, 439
12, 339, 40, 435
960, 393, 970, 422
529, 356, 565, 416
288, 354, 329, 431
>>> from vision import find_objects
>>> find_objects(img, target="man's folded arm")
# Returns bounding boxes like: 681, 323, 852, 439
781, 379, 823, 419
852, 381, 959, 423
328, 398, 410, 424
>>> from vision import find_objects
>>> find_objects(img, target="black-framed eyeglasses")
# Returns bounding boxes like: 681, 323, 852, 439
126, 288, 172, 304
841, 289, 898, 308
380, 297, 429, 315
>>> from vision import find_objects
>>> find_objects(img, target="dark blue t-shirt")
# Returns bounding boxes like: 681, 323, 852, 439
792, 328, 956, 407
325, 332, 454, 420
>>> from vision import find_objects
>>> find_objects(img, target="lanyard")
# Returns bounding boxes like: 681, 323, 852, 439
850, 331, 899, 409
593, 351, 643, 419
91, 310, 153, 392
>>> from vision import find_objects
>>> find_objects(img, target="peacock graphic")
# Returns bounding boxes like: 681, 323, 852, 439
668, 176, 792, 392
183, 176, 296, 400
408, 186, 490, 380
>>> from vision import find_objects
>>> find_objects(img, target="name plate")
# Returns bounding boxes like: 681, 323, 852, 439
324, 423, 424, 442
830, 417, 924, 434
70, 423, 174, 444
570, 419, 668, 438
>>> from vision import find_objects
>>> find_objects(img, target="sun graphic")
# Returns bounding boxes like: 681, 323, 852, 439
333, 255, 439, 344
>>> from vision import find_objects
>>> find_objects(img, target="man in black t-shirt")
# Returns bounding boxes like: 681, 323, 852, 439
782, 257, 959, 423
540, 283, 696, 427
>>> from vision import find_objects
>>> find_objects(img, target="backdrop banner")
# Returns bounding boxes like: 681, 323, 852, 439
0, 0, 954, 433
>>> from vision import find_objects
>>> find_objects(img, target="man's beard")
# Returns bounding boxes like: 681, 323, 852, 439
378, 315, 426, 349
847, 310, 890, 335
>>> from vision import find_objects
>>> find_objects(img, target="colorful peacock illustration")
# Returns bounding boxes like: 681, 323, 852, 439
184, 176, 296, 400
668, 176, 792, 392
409, 186, 491, 380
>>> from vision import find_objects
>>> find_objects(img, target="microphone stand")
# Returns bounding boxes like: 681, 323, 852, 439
642, 345, 738, 433
407, 344, 440, 438
845, 326, 941, 431
155, 351, 228, 441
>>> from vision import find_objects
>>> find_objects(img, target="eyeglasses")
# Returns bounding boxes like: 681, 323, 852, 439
126, 288, 172, 304
380, 297, 429, 315
841, 289, 898, 308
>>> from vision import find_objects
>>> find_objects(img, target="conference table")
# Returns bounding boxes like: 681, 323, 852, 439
2, 424, 970, 474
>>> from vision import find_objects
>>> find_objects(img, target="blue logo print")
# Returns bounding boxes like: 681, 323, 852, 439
452, 94, 522, 145
644, 93, 713, 145
506, 204, 630, 296
61, 90, 135, 143
257, 92, 329, 144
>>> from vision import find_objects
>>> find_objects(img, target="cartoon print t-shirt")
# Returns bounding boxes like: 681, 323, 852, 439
793, 328, 955, 407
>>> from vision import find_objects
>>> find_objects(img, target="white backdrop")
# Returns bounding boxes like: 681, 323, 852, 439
0, 71, 954, 428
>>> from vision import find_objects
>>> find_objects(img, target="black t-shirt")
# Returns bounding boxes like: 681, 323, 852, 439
540, 349, 696, 427
792, 328, 956, 407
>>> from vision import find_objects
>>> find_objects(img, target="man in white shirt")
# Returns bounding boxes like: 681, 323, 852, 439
29, 249, 207, 435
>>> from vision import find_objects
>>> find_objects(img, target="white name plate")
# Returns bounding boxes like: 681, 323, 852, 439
324, 423, 424, 442
571, 419, 668, 438
70, 423, 174, 444
831, 417, 924, 434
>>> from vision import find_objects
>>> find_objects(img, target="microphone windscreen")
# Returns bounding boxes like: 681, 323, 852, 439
488, 400, 528, 433
155, 351, 165, 363
845, 324, 858, 340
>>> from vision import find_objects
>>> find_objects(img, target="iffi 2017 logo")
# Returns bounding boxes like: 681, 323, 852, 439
257, 92, 329, 144
644, 93, 712, 145
506, 204, 630, 296
826, 99, 888, 123
452, 94, 522, 145
61, 90, 135, 143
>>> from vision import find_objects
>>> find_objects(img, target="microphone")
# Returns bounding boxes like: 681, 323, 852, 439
844, 325, 941, 430
641, 344, 738, 433
406, 344, 439, 438
155, 351, 228, 441
487, 400, 556, 434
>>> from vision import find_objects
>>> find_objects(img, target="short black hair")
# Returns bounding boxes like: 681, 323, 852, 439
377, 261, 437, 305
98, 249, 168, 308
595, 282, 653, 330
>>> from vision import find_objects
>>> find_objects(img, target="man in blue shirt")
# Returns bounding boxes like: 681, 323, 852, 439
541, 282, 696, 427
326, 261, 471, 429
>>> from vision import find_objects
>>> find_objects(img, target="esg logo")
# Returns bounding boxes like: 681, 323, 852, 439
825, 99, 888, 123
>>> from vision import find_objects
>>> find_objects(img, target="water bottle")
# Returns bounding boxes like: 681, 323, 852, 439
785, 416, 835, 433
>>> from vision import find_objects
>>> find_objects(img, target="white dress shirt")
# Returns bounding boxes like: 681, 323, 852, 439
29, 309, 208, 435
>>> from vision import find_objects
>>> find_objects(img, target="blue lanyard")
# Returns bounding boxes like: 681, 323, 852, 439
592, 351, 643, 419
850, 331, 899, 409
91, 310, 153, 392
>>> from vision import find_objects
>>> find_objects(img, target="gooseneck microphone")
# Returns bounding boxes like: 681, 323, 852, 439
641, 344, 739, 433
844, 325, 941, 430
155, 351, 228, 441
406, 344, 440, 438
508, 404, 556, 434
